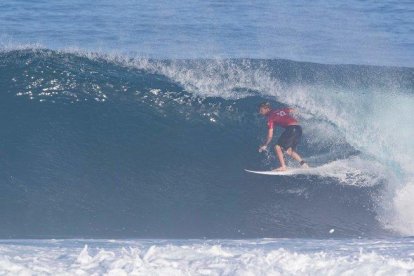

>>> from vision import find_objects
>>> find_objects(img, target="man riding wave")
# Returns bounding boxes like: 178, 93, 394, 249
258, 102, 309, 171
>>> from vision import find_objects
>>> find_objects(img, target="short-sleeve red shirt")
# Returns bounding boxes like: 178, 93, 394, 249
266, 108, 298, 129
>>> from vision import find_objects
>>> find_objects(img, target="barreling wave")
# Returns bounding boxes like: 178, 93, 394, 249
0, 48, 413, 238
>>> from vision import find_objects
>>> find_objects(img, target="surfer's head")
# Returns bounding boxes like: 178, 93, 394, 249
259, 102, 271, 115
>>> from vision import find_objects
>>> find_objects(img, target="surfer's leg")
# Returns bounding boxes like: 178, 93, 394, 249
286, 148, 309, 168
283, 126, 309, 168
274, 145, 287, 171
286, 148, 302, 161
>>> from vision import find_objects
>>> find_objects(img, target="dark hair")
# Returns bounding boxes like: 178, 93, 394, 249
259, 102, 271, 109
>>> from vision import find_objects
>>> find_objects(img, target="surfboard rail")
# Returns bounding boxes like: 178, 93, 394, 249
244, 168, 310, 175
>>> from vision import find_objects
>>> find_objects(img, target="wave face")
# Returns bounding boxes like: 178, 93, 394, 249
0, 49, 413, 238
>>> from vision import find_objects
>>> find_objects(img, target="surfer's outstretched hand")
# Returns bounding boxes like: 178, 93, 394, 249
258, 145, 267, 153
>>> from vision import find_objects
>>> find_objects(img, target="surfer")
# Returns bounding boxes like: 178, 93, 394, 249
258, 102, 309, 171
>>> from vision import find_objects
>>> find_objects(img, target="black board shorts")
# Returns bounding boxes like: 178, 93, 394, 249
277, 125, 302, 150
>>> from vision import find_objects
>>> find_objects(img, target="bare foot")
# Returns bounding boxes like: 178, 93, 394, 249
301, 163, 310, 169
273, 166, 287, 171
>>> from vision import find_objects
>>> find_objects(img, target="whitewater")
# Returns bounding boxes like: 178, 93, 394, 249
0, 239, 414, 275
0, 0, 413, 274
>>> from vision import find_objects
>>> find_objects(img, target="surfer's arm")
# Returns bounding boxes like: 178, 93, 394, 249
259, 128, 273, 152
263, 128, 273, 146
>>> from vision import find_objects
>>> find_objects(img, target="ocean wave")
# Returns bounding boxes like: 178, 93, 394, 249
0, 48, 413, 238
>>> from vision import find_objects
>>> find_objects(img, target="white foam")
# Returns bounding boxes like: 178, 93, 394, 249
389, 179, 414, 236
304, 156, 389, 187
0, 239, 413, 275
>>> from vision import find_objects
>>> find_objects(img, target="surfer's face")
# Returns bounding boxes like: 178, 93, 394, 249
259, 107, 270, 116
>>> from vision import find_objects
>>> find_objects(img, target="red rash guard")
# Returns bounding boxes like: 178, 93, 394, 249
266, 108, 298, 129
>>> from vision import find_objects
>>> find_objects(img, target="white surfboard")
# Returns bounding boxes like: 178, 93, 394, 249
244, 168, 311, 176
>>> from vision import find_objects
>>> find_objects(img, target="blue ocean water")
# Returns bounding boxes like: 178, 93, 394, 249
1, 0, 413, 65
0, 0, 413, 274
